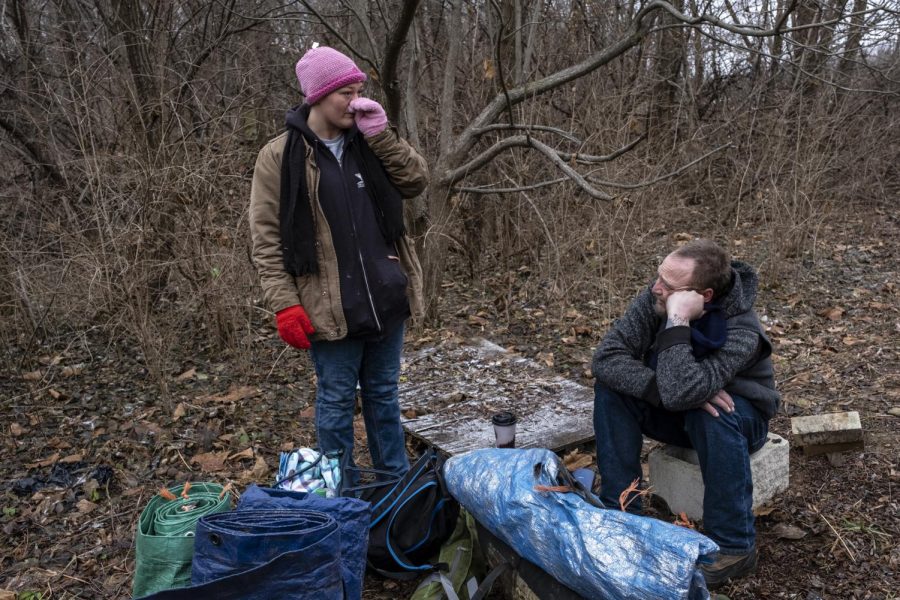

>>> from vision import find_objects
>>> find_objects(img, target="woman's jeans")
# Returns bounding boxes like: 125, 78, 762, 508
309, 323, 409, 477
593, 382, 768, 554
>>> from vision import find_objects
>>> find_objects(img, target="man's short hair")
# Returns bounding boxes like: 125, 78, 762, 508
672, 239, 732, 298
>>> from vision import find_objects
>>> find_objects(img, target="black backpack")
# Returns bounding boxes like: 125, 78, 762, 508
344, 449, 460, 578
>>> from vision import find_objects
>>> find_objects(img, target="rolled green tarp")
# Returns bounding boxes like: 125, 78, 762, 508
133, 482, 232, 598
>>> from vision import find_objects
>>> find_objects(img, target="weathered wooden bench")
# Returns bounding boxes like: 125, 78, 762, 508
399, 338, 595, 456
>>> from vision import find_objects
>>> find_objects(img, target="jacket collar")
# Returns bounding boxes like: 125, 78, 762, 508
286, 103, 361, 147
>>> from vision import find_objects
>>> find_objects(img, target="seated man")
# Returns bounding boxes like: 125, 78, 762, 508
592, 239, 779, 589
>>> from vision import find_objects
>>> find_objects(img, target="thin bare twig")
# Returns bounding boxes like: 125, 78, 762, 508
810, 503, 858, 563
586, 143, 732, 189
473, 124, 582, 144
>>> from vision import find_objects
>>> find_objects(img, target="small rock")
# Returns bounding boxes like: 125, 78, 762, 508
887, 407, 900, 417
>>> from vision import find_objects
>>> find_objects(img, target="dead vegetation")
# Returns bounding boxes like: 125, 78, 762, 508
2, 0, 900, 598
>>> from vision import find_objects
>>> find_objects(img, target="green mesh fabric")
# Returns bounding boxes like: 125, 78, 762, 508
133, 482, 231, 598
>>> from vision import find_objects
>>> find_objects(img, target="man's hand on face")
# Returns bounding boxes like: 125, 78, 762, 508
701, 389, 735, 418
665, 289, 705, 324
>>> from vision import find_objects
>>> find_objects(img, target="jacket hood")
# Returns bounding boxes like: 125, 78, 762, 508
285, 103, 361, 146
719, 261, 758, 318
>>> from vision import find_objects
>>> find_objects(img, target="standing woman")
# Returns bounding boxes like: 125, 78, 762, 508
249, 46, 428, 477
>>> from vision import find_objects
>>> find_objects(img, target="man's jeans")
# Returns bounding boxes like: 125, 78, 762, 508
593, 382, 768, 554
309, 324, 410, 477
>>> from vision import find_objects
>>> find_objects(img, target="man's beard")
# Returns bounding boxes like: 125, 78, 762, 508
653, 297, 667, 317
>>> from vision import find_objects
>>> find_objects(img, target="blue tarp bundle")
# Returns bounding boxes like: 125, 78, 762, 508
135, 508, 344, 599
237, 485, 371, 599
444, 448, 718, 600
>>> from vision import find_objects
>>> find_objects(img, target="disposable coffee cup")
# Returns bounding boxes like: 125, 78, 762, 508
491, 411, 517, 448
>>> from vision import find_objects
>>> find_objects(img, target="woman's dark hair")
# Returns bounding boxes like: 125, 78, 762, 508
673, 239, 732, 298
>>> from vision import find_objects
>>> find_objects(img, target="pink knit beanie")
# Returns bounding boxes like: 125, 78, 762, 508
295, 46, 367, 106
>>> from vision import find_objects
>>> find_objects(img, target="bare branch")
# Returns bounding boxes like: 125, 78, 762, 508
441, 135, 531, 186
527, 137, 613, 200
446, 14, 652, 166
557, 135, 646, 164
442, 134, 646, 187
647, 0, 884, 37
587, 143, 732, 189
455, 178, 569, 195
343, 0, 380, 65
293, 0, 378, 72
473, 124, 583, 143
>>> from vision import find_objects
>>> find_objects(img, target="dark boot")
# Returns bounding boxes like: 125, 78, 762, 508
701, 545, 758, 589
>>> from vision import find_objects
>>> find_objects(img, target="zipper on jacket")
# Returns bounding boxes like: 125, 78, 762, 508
334, 140, 382, 333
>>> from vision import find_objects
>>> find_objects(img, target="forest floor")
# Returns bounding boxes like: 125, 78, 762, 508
1, 200, 898, 599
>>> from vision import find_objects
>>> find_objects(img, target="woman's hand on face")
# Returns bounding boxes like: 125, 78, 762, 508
349, 98, 388, 137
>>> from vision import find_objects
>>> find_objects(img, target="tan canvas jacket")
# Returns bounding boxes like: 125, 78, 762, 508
249, 126, 428, 341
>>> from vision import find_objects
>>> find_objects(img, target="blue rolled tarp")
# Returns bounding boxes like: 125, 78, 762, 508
134, 509, 345, 600
237, 485, 371, 599
444, 448, 718, 600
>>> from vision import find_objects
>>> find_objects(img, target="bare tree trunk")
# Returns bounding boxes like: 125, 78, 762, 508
111, 0, 163, 153
838, 0, 868, 82
521, 0, 543, 82
422, 0, 465, 322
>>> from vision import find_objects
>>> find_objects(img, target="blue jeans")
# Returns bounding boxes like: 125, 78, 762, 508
593, 382, 768, 554
309, 324, 410, 478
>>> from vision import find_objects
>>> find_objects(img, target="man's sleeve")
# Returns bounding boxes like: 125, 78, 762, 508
592, 289, 663, 405
654, 325, 761, 410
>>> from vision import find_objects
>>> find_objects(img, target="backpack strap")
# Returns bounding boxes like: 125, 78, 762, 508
469, 562, 513, 600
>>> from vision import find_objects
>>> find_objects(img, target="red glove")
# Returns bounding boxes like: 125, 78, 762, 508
276, 305, 315, 350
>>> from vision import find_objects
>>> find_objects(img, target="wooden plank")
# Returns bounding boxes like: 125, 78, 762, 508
399, 338, 595, 456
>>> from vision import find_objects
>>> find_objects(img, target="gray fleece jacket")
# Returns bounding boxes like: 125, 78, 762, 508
592, 261, 780, 419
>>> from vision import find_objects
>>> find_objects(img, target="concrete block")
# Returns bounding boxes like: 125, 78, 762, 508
648, 433, 790, 521
791, 412, 863, 455
801, 440, 865, 457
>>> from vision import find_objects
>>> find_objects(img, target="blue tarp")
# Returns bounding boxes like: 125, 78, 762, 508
444, 448, 718, 600
135, 508, 345, 600
237, 485, 371, 599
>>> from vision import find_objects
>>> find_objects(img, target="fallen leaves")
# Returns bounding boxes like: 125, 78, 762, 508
76, 499, 98, 514
563, 449, 593, 471
175, 367, 197, 381
228, 447, 254, 461
191, 451, 229, 472
819, 307, 844, 321
26, 453, 60, 469
200, 385, 261, 404
772, 523, 808, 540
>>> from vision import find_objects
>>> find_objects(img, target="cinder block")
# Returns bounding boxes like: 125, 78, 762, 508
791, 412, 863, 455
648, 433, 790, 521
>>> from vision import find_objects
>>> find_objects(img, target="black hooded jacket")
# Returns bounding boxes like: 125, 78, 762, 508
288, 107, 410, 338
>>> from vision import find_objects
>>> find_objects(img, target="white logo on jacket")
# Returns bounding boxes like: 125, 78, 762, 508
355, 173, 365, 189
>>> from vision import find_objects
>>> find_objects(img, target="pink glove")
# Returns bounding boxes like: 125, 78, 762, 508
276, 305, 316, 350
349, 98, 388, 137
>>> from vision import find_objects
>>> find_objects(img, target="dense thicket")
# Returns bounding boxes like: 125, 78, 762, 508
2, 0, 898, 384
